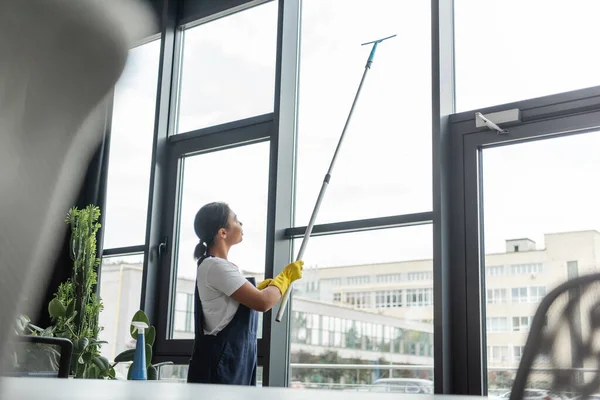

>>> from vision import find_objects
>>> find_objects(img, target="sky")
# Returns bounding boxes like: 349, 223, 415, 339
102, 0, 600, 280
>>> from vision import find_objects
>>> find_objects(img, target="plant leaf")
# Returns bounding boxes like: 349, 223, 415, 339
147, 365, 158, 380
145, 326, 156, 347
127, 365, 133, 380
82, 352, 93, 363
48, 299, 66, 319
114, 349, 135, 363
92, 356, 110, 372
74, 338, 89, 354
145, 344, 152, 368
129, 310, 150, 339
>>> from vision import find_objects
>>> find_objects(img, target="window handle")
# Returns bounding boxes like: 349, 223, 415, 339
158, 237, 169, 258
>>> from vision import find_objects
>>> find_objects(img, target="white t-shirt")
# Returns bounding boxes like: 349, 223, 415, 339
196, 257, 248, 335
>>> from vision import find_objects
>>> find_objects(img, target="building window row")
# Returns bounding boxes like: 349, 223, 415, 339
291, 311, 433, 356
486, 263, 544, 277
335, 288, 433, 309
487, 345, 525, 363
486, 316, 533, 333
408, 271, 433, 281
486, 286, 546, 304
375, 290, 403, 308
376, 273, 403, 283
347, 275, 371, 285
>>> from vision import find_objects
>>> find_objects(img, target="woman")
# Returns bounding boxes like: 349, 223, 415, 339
187, 201, 303, 385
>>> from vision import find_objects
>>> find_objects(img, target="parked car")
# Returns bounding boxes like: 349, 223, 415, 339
491, 389, 552, 400
370, 378, 434, 394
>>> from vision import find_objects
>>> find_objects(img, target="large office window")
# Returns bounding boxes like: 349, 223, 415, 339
481, 130, 600, 392
98, 254, 144, 379
295, 0, 432, 225
103, 41, 160, 249
176, 2, 278, 133
288, 0, 434, 391
454, 0, 600, 112
289, 225, 434, 390
170, 142, 271, 339
98, 40, 160, 380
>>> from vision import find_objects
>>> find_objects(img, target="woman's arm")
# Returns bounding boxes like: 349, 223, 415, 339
231, 260, 304, 312
231, 283, 281, 312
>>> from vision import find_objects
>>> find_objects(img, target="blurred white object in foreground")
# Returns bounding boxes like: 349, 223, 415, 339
0, 0, 155, 378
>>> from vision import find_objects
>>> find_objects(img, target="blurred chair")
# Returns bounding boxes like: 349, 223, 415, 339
511, 273, 600, 400
5, 336, 73, 378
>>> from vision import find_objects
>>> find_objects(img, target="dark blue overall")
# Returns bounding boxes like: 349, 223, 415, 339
187, 255, 258, 385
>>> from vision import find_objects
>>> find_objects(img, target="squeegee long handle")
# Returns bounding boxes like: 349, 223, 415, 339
275, 61, 373, 323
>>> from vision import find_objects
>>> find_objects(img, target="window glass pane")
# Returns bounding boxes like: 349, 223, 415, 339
158, 364, 263, 385
295, 0, 432, 225
103, 41, 160, 249
176, 2, 277, 133
482, 131, 600, 393
290, 225, 433, 391
455, 1, 600, 112
98, 253, 144, 379
171, 142, 270, 339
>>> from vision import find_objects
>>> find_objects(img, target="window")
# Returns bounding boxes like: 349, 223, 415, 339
454, 1, 600, 111
289, 225, 434, 387
103, 40, 160, 249
294, 0, 432, 225
99, 40, 160, 381
510, 263, 543, 275
513, 346, 524, 362
480, 131, 600, 391
486, 317, 508, 333
487, 266, 505, 276
487, 289, 507, 304
512, 317, 532, 332
176, 2, 278, 133
375, 290, 403, 308
321, 278, 342, 286
376, 274, 403, 283
512, 287, 546, 303
529, 286, 546, 302
567, 261, 579, 279
174, 293, 193, 334
170, 142, 270, 339
408, 271, 433, 281
487, 346, 509, 363
345, 292, 372, 309
347, 276, 370, 285
158, 365, 264, 386
97, 254, 144, 379
406, 289, 433, 307
511, 288, 528, 303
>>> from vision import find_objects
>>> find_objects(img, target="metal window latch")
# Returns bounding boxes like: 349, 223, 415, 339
475, 109, 520, 135
158, 237, 168, 258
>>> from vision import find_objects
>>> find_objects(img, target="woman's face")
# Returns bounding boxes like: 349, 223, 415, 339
223, 211, 243, 246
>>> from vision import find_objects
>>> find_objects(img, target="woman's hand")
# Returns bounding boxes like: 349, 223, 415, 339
268, 260, 304, 294
230, 261, 304, 312
256, 278, 272, 290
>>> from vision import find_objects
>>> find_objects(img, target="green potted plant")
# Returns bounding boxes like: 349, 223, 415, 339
46, 205, 112, 378
112, 310, 173, 380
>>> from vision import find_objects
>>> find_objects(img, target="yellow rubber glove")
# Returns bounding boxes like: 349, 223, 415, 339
269, 260, 304, 295
256, 278, 273, 290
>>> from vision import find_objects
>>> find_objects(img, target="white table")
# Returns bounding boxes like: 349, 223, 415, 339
0, 377, 475, 400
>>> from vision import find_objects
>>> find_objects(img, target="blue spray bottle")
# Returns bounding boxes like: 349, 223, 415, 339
130, 321, 149, 380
